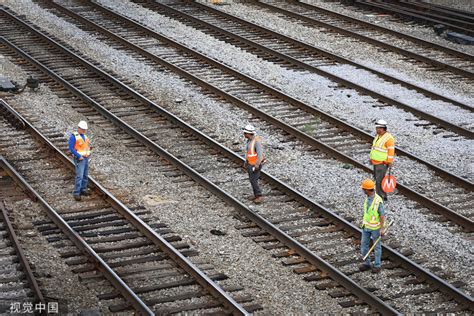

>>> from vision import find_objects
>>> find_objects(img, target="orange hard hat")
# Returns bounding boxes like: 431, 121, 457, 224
361, 179, 375, 190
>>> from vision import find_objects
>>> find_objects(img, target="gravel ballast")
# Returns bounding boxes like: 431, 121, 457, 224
302, 0, 474, 55
0, 29, 343, 315
2, 0, 472, 311
95, 0, 474, 178
2, 174, 104, 313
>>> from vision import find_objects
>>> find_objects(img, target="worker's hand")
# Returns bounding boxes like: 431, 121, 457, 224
78, 156, 84, 161
387, 162, 393, 167
381, 228, 385, 236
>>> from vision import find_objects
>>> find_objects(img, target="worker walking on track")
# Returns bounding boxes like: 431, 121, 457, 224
370, 119, 395, 201
243, 124, 265, 204
359, 179, 385, 274
69, 121, 92, 201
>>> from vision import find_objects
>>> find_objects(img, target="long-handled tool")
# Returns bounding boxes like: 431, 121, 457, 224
363, 219, 394, 261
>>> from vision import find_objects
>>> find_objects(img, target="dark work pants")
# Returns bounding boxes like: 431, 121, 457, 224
373, 164, 388, 199
247, 165, 262, 197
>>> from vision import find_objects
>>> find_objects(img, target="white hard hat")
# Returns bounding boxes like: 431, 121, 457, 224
78, 120, 88, 130
242, 124, 256, 134
375, 119, 387, 128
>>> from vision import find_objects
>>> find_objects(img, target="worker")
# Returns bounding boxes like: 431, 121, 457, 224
243, 124, 265, 204
359, 179, 385, 274
68, 121, 92, 201
369, 119, 395, 201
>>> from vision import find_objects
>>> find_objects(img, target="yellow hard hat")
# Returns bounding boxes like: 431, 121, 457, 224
361, 179, 375, 190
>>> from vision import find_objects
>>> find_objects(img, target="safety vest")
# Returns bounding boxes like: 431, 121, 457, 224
370, 132, 394, 163
363, 194, 383, 230
246, 136, 263, 166
73, 132, 91, 157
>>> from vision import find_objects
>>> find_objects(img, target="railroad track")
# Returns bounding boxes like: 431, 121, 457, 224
139, 0, 474, 119
423, 2, 474, 19
349, 0, 474, 36
0, 100, 254, 315
25, 0, 474, 233
0, 7, 472, 314
0, 165, 44, 314
251, 1, 474, 82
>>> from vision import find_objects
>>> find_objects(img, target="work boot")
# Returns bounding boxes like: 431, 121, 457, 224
253, 196, 263, 204
81, 189, 91, 196
247, 196, 256, 201
73, 195, 81, 201
359, 263, 371, 272
372, 267, 381, 274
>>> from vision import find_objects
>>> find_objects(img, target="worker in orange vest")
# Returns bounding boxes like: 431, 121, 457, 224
243, 124, 265, 204
369, 120, 395, 201
68, 121, 92, 201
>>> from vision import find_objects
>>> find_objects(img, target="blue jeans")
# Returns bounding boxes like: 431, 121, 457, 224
73, 157, 89, 196
361, 228, 382, 268
247, 165, 262, 197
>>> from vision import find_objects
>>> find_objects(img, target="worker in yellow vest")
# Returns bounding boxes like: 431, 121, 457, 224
243, 124, 265, 204
68, 121, 92, 201
370, 119, 395, 201
359, 179, 385, 273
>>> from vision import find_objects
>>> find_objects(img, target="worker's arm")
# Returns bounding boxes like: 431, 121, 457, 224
68, 134, 82, 159
386, 137, 395, 165
378, 203, 385, 236
380, 216, 385, 236
255, 141, 263, 169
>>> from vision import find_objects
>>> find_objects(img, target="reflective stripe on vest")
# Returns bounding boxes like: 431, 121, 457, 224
246, 136, 263, 166
363, 194, 383, 230
73, 132, 91, 157
370, 132, 393, 162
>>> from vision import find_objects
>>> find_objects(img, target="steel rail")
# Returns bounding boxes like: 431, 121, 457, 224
394, 1, 474, 22
381, 1, 474, 26
294, 0, 474, 60
108, 1, 474, 189
0, 199, 45, 308
0, 27, 398, 316
256, 0, 474, 98
3, 7, 472, 312
425, 2, 474, 18
352, 0, 474, 36
1, 9, 473, 313
56, 1, 474, 231
0, 62, 248, 316
172, 0, 474, 112
150, 0, 474, 138
0, 154, 153, 315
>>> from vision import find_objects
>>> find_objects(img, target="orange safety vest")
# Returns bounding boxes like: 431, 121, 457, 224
246, 136, 263, 166
73, 132, 91, 157
370, 132, 395, 165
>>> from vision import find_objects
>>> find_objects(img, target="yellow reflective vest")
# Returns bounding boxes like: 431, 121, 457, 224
370, 132, 395, 164
363, 194, 383, 230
